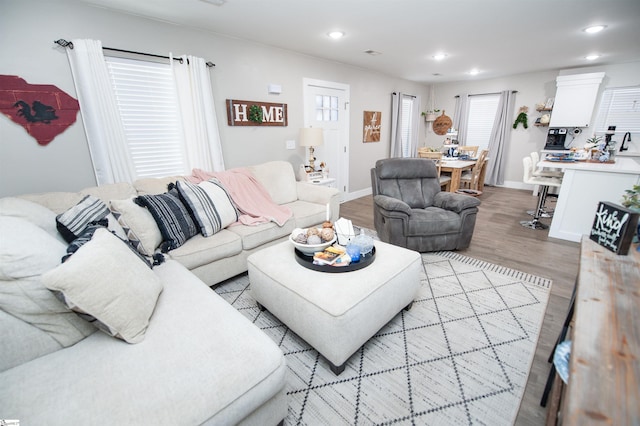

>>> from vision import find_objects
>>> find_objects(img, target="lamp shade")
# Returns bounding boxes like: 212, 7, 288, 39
299, 127, 323, 147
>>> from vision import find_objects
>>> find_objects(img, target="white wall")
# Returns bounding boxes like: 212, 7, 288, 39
0, 0, 429, 198
2, 0, 638, 198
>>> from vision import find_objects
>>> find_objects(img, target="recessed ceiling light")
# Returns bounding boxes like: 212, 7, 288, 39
432, 53, 447, 61
328, 31, 345, 40
584, 25, 607, 34
364, 49, 382, 56
469, 68, 480, 76
585, 54, 600, 60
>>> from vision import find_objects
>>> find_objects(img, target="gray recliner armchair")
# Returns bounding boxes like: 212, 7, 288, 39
371, 158, 481, 252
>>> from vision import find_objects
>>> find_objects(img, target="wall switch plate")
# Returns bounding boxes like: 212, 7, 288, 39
286, 140, 296, 149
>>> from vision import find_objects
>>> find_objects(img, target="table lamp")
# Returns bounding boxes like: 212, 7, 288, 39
299, 127, 323, 171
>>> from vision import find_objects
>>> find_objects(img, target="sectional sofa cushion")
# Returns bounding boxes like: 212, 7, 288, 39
247, 161, 298, 205
0, 309, 68, 373
109, 198, 163, 256
19, 192, 84, 215
0, 216, 67, 280
226, 219, 295, 251
80, 182, 137, 204
135, 191, 198, 252
42, 229, 163, 344
133, 175, 185, 195
0, 278, 97, 348
175, 180, 239, 237
166, 230, 243, 270
0, 197, 61, 241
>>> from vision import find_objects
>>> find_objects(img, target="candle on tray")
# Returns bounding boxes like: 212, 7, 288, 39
326, 203, 330, 222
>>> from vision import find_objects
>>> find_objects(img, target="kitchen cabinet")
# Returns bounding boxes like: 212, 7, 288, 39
549, 72, 605, 128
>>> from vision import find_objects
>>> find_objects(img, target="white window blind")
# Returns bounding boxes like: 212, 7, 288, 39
105, 56, 187, 178
465, 94, 500, 150
593, 86, 640, 133
401, 96, 414, 157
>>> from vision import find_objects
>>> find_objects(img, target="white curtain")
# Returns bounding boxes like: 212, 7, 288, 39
390, 92, 420, 158
485, 90, 516, 186
409, 95, 420, 157
390, 92, 404, 158
172, 55, 225, 172
66, 39, 135, 185
453, 94, 470, 145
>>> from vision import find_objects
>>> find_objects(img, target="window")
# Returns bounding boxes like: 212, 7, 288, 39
315, 95, 339, 121
465, 94, 500, 150
105, 56, 187, 178
593, 86, 640, 133
400, 95, 415, 157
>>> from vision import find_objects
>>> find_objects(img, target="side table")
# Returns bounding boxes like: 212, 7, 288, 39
308, 177, 336, 188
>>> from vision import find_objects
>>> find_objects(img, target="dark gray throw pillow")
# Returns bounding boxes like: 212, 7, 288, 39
134, 190, 198, 252
56, 195, 109, 243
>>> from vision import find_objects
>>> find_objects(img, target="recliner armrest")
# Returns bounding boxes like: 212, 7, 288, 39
433, 192, 481, 213
373, 195, 412, 215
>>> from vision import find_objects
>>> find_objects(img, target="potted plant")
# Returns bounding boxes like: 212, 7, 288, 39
622, 184, 640, 211
621, 184, 640, 243
421, 109, 440, 122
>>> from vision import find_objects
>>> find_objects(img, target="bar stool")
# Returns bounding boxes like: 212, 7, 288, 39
530, 151, 564, 179
528, 152, 563, 218
520, 156, 562, 230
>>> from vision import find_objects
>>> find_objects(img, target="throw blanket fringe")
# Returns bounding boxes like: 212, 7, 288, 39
188, 168, 292, 226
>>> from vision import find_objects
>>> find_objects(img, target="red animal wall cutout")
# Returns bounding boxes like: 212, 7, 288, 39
0, 75, 80, 146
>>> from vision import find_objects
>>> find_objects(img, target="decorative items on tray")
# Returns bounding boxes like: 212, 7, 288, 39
289, 218, 374, 267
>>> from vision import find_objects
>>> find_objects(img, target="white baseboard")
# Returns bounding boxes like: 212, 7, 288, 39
341, 187, 372, 203
502, 180, 533, 190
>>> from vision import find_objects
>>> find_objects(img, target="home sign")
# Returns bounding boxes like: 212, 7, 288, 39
589, 201, 639, 255
226, 99, 288, 127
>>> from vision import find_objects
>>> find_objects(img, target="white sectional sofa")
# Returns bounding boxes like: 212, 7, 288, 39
0, 160, 340, 425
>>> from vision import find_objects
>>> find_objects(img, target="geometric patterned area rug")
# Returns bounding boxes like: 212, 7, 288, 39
214, 250, 552, 425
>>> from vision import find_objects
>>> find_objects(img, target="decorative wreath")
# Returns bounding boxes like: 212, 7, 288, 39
513, 106, 529, 129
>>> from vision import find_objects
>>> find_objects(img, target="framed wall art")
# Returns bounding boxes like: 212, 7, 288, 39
363, 111, 381, 143
226, 99, 287, 127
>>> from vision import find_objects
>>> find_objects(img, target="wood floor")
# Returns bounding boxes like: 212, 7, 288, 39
339, 186, 580, 425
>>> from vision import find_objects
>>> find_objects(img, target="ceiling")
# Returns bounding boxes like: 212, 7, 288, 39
78, 0, 640, 84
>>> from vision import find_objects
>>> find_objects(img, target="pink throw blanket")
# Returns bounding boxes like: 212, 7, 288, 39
188, 168, 292, 226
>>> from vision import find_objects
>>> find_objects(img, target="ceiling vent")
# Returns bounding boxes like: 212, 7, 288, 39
200, 0, 226, 6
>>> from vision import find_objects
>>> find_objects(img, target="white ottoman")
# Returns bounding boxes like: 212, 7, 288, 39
247, 239, 421, 375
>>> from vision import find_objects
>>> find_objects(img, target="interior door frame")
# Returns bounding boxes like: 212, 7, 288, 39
303, 78, 350, 196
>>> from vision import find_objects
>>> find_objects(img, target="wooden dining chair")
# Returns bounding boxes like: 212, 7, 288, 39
458, 145, 479, 157
460, 149, 489, 191
417, 150, 452, 191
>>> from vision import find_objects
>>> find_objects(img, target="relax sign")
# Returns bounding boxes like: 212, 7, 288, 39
589, 201, 639, 255
226, 99, 288, 127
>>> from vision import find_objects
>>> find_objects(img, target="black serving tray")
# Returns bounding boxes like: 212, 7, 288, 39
294, 247, 376, 273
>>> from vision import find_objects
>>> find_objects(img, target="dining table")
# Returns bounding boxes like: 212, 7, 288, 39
440, 158, 477, 192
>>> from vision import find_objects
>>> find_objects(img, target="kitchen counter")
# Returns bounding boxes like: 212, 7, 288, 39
616, 151, 640, 158
539, 157, 640, 242
539, 156, 640, 174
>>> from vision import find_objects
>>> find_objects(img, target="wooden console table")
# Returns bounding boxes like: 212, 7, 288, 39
551, 236, 640, 425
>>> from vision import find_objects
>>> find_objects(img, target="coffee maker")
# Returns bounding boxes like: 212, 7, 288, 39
544, 128, 568, 150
